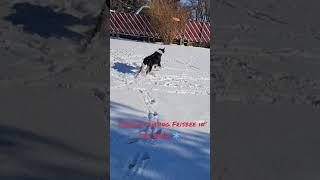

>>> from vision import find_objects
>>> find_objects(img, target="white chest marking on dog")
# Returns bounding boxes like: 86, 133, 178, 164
156, 50, 163, 55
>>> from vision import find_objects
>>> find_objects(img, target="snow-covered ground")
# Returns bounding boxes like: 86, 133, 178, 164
0, 0, 107, 179
110, 39, 210, 180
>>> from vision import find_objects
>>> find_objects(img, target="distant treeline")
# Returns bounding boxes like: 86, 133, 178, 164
110, 0, 210, 22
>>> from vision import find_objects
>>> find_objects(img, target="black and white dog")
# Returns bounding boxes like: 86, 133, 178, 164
135, 48, 165, 77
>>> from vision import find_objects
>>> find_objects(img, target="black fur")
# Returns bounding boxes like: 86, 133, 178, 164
136, 48, 165, 76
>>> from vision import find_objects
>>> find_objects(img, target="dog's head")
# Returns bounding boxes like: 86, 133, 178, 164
158, 48, 165, 54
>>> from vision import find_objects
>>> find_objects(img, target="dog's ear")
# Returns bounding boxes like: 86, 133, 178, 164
158, 48, 165, 53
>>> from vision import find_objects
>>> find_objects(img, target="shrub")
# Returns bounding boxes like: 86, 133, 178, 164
148, 0, 190, 44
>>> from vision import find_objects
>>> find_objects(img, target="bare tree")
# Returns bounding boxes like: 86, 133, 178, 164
111, 0, 147, 13
149, 0, 190, 44
184, 0, 209, 22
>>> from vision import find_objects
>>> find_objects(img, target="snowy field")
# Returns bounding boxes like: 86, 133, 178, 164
110, 38, 210, 180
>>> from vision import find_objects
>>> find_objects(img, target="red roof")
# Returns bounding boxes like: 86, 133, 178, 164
110, 11, 210, 44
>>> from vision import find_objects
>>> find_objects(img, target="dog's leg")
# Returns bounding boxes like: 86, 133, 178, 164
146, 64, 153, 74
135, 63, 145, 78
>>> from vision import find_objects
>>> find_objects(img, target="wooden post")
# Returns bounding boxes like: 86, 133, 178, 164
200, 21, 204, 47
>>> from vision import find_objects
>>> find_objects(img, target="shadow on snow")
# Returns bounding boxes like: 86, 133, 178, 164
110, 101, 210, 180
112, 62, 137, 75
0, 125, 104, 179
4, 2, 96, 40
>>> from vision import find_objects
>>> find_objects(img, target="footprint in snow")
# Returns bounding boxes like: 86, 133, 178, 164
124, 152, 151, 178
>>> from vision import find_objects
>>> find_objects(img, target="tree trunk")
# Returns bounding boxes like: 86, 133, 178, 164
79, 0, 108, 52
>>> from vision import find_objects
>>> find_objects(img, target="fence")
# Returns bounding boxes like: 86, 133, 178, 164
110, 11, 210, 47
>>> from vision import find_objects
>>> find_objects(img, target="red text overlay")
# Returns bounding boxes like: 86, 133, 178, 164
118, 121, 207, 128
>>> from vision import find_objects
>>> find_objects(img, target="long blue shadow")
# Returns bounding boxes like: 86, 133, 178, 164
110, 101, 210, 180
0, 125, 103, 179
4, 2, 96, 39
